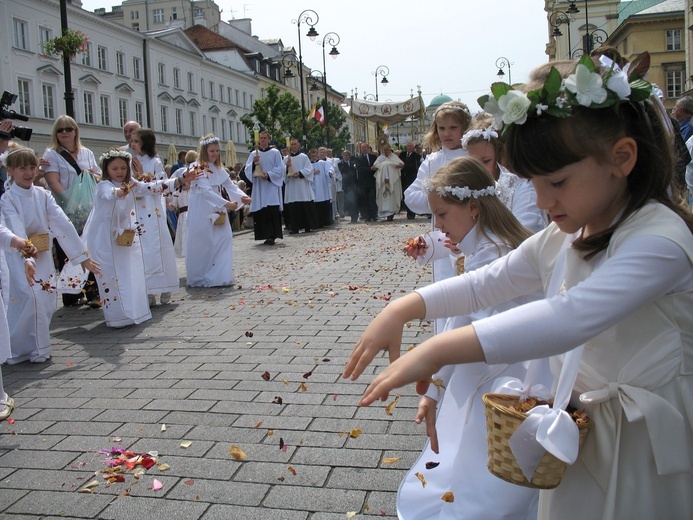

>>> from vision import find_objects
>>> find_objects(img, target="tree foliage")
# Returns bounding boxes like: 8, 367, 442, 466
241, 85, 350, 152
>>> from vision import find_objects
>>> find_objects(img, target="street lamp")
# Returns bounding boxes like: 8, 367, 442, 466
317, 31, 340, 147
550, 10, 573, 59
59, 0, 75, 117
281, 53, 297, 81
372, 65, 389, 101
363, 93, 376, 101
495, 57, 513, 84
291, 9, 319, 148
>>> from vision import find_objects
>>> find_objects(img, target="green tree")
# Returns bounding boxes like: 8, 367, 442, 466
241, 84, 303, 148
306, 100, 351, 153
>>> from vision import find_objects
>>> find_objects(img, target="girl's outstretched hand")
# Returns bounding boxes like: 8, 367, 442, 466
81, 258, 101, 276
358, 345, 440, 406
343, 293, 426, 381
416, 396, 440, 454
24, 260, 36, 285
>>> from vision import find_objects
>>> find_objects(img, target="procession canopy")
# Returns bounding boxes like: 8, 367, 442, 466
351, 96, 425, 125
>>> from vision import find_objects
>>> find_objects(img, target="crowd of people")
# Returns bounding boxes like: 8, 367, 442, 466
1, 44, 692, 520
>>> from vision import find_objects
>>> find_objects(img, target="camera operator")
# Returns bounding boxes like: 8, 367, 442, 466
0, 120, 13, 198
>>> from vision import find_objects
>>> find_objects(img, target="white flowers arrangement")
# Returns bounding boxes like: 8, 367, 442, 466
200, 136, 220, 147
461, 127, 499, 149
478, 53, 653, 133
422, 179, 498, 201
99, 149, 131, 163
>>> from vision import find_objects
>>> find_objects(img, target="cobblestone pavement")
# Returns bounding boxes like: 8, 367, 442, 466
0, 216, 435, 519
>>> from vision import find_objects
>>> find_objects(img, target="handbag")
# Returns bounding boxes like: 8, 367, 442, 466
58, 150, 96, 235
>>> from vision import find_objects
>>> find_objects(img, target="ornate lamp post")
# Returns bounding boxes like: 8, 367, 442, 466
317, 32, 340, 147
495, 57, 513, 84
363, 93, 376, 101
281, 53, 297, 81
550, 10, 573, 59
291, 9, 319, 148
372, 65, 389, 101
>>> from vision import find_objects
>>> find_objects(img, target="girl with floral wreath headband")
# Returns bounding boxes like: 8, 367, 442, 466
345, 53, 693, 520
82, 149, 197, 328
185, 134, 250, 287
399, 156, 546, 520
403, 101, 473, 333
463, 117, 547, 232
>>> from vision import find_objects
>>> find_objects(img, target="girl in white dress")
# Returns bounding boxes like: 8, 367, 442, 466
345, 55, 693, 520
85, 150, 194, 328
0, 224, 37, 419
462, 118, 547, 233
403, 102, 472, 332
398, 157, 543, 519
186, 135, 250, 287
168, 150, 197, 258
1, 148, 100, 363
129, 128, 178, 306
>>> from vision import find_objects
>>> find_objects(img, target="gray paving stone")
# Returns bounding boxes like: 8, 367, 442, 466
327, 467, 403, 491
201, 504, 308, 520
263, 486, 366, 513
0, 448, 86, 470
167, 478, 270, 506
98, 496, 208, 520
291, 447, 381, 468
4, 490, 112, 517
234, 461, 330, 487
160, 411, 239, 427
0, 488, 29, 512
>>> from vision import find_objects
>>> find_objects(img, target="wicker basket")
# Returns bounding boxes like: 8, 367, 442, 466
482, 393, 592, 489
28, 233, 50, 253
116, 229, 136, 247
213, 212, 226, 225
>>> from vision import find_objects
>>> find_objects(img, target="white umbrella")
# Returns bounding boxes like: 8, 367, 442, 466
225, 141, 237, 167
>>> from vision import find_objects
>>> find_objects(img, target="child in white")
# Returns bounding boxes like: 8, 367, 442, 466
129, 128, 177, 305
398, 157, 544, 519
168, 150, 197, 258
1, 148, 99, 363
186, 135, 249, 287
345, 56, 693, 520
0, 224, 37, 419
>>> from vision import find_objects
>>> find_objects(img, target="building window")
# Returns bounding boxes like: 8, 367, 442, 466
230, 120, 235, 142
171, 7, 178, 20
211, 117, 217, 134
250, 94, 254, 107
173, 68, 180, 89
190, 112, 196, 136
175, 108, 183, 135
130, 10, 139, 20
194, 7, 203, 17
158, 63, 166, 85
39, 26, 53, 52
17, 79, 31, 116
202, 114, 207, 135
100, 95, 110, 126
666, 29, 681, 51
235, 89, 240, 106
132, 23, 139, 31
83, 92, 94, 124
209, 81, 215, 100
135, 102, 144, 126
221, 119, 227, 141
237, 122, 244, 143
243, 92, 247, 109
201, 78, 206, 98
42, 84, 55, 119
666, 68, 685, 99
187, 72, 195, 92
119, 99, 128, 127
98, 46, 108, 71
160, 106, 168, 133
219, 84, 224, 103
116, 52, 126, 76
133, 57, 142, 80
153, 8, 164, 24
81, 44, 91, 67
227, 87, 232, 104
13, 19, 28, 50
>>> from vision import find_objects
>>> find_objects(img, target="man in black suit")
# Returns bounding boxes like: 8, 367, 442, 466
354, 143, 379, 221
399, 141, 421, 219
338, 150, 359, 223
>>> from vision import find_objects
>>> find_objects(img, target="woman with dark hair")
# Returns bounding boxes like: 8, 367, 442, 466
129, 128, 178, 305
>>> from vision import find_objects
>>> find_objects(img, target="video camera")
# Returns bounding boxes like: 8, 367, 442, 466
0, 91, 33, 141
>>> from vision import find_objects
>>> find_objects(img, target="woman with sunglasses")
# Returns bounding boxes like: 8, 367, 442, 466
42, 115, 101, 307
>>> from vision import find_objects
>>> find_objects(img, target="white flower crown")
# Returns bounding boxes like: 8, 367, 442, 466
99, 149, 131, 163
200, 136, 220, 147
422, 178, 497, 200
433, 104, 470, 118
461, 127, 499, 149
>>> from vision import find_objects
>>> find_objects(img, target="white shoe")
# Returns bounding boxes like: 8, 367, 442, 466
0, 396, 14, 421
148, 294, 156, 307
160, 292, 171, 304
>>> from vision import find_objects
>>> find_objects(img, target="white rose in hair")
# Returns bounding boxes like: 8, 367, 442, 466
606, 68, 631, 100
483, 96, 505, 130
564, 63, 608, 106
498, 90, 532, 126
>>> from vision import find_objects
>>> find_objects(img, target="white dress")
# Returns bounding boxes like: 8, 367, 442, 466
312, 159, 333, 204
84, 180, 151, 328
168, 183, 190, 258
243, 149, 285, 212
283, 153, 315, 203
417, 202, 693, 520
0, 226, 19, 373
186, 162, 246, 287
1, 183, 89, 363
497, 166, 547, 233
397, 227, 545, 520
132, 154, 178, 295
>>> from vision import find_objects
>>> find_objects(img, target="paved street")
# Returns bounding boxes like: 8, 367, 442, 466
0, 216, 434, 519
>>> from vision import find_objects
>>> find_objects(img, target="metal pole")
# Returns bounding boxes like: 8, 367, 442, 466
292, 10, 319, 150
59, 0, 74, 117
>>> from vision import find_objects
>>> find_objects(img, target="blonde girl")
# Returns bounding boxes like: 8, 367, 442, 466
397, 157, 544, 519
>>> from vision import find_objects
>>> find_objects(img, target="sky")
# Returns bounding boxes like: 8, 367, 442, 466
78, 0, 551, 110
